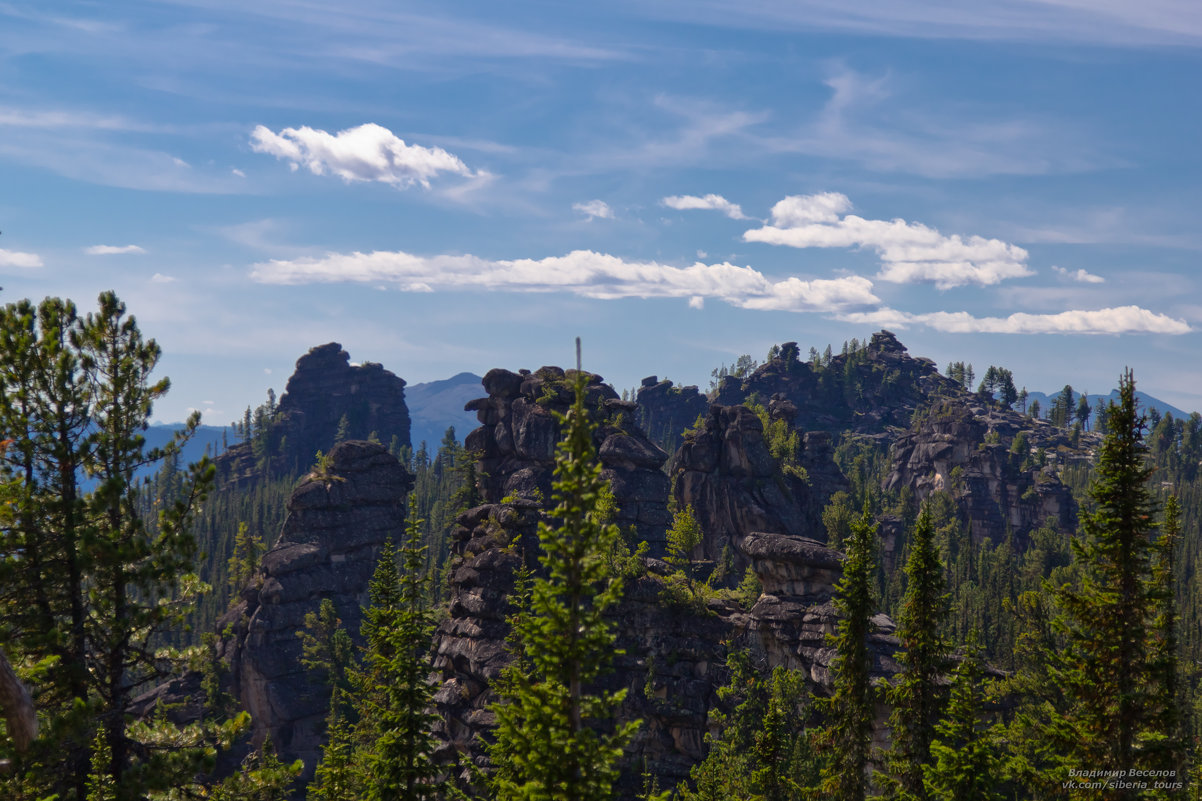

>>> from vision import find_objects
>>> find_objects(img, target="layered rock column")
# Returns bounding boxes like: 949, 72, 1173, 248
218, 440, 413, 777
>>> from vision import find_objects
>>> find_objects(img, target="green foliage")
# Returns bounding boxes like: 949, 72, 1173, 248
359, 500, 444, 801
87, 730, 116, 801
666, 506, 703, 591
1013, 370, 1184, 797
298, 599, 356, 701
487, 372, 639, 801
0, 292, 217, 801
922, 637, 1002, 801
678, 650, 815, 801
208, 737, 301, 801
226, 521, 264, 599
877, 505, 951, 801
735, 566, 762, 611
746, 400, 807, 482
813, 510, 878, 801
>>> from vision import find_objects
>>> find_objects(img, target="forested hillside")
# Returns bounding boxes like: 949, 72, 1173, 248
2, 294, 1200, 799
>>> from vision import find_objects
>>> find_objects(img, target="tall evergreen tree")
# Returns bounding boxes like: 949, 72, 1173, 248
922, 636, 1001, 801
0, 293, 215, 801
814, 509, 879, 801
1038, 370, 1179, 798
878, 505, 951, 801
362, 499, 443, 801
487, 371, 638, 801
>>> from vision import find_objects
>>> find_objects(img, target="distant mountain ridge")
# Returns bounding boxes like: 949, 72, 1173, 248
405, 371, 483, 448
1024, 388, 1191, 422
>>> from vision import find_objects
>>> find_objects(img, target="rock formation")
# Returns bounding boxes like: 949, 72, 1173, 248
0, 646, 36, 754
215, 343, 411, 486
217, 440, 413, 777
432, 368, 894, 793
635, 377, 709, 456
670, 404, 849, 575
714, 331, 957, 437
886, 398, 1079, 545
464, 366, 671, 552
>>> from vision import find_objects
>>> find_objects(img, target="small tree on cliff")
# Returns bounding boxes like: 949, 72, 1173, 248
814, 509, 879, 801
487, 371, 639, 801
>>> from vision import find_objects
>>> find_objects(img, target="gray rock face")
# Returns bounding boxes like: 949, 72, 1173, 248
635, 377, 709, 456
218, 440, 413, 777
463, 366, 672, 553
714, 331, 958, 436
215, 343, 411, 486
430, 506, 897, 794
670, 404, 849, 575
885, 399, 1078, 545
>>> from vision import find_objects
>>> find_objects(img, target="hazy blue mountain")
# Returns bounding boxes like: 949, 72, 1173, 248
1023, 388, 1191, 422
406, 372, 484, 449
144, 423, 229, 469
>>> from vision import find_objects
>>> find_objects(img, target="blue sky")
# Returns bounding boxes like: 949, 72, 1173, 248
2, 1, 1201, 425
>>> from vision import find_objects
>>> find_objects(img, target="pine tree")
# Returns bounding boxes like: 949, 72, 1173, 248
487, 371, 639, 801
0, 293, 215, 801
878, 505, 951, 801
922, 636, 1001, 801
814, 509, 878, 801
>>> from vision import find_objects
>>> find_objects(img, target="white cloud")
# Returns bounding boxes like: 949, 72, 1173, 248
1052, 265, 1105, 284
85, 244, 145, 255
573, 200, 614, 220
250, 123, 474, 189
744, 192, 1032, 289
250, 248, 880, 313
232, 168, 246, 178
0, 249, 43, 268
839, 305, 1189, 335
662, 193, 749, 220
150, 273, 176, 283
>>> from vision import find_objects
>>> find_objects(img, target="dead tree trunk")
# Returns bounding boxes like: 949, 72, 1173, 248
0, 646, 36, 752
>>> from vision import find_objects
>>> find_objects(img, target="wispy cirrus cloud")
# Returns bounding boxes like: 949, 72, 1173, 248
250, 123, 477, 189
662, 193, 749, 220
85, 244, 145, 255
249, 248, 880, 313
0, 248, 43, 268
744, 192, 1032, 289
841, 305, 1189, 335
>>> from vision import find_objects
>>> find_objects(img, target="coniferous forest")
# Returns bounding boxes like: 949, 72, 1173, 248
5, 293, 1202, 800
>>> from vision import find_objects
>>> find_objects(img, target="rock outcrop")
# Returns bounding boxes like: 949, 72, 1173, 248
886, 399, 1079, 545
463, 366, 671, 553
215, 343, 411, 485
670, 404, 849, 575
635, 377, 709, 457
431, 503, 896, 793
218, 440, 413, 777
433, 370, 892, 793
714, 332, 957, 438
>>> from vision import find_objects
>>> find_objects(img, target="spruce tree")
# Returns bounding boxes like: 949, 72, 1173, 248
922, 637, 1001, 801
814, 509, 878, 801
362, 499, 443, 801
487, 371, 638, 801
1040, 370, 1179, 797
878, 505, 951, 801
